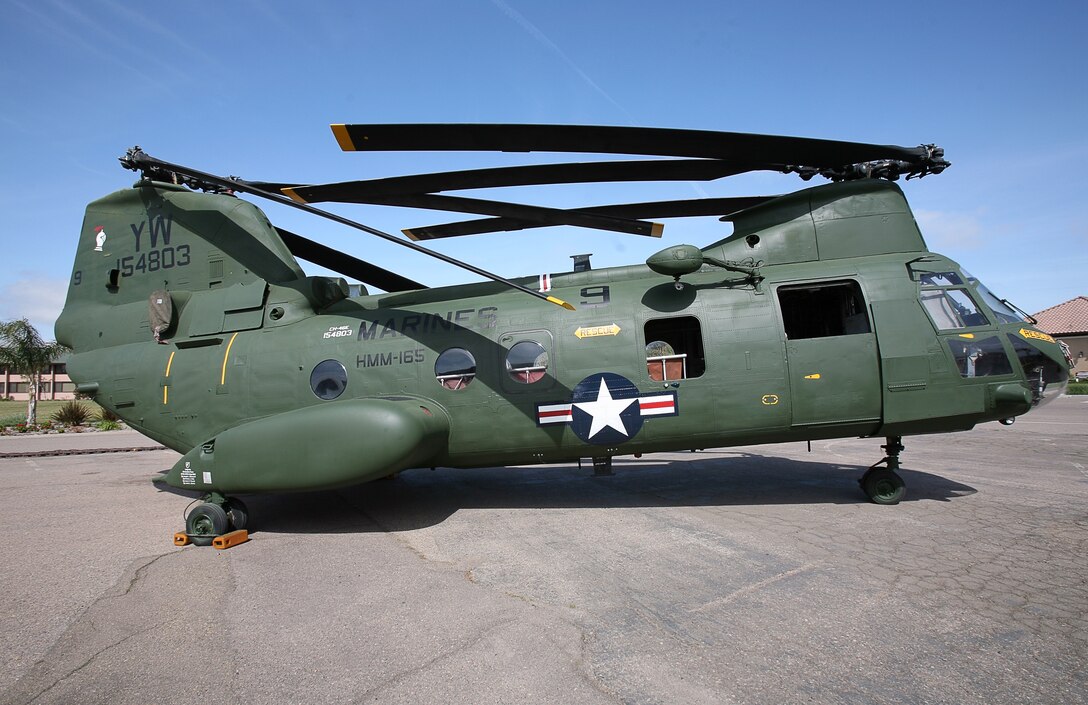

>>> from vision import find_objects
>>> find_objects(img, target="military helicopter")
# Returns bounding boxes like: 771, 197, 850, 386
55, 125, 1071, 544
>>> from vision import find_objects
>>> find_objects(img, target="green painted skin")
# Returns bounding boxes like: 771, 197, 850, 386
55, 179, 1070, 496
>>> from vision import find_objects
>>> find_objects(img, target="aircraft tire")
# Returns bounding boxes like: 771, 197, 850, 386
186, 502, 229, 546
224, 497, 248, 531
861, 468, 906, 505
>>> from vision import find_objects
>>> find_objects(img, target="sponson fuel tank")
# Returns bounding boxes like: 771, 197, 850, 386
161, 398, 449, 493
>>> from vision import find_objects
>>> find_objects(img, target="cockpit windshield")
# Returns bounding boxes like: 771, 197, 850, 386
962, 271, 1027, 324
915, 268, 1028, 326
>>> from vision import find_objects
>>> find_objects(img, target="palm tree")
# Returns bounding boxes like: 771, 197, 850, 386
0, 319, 69, 425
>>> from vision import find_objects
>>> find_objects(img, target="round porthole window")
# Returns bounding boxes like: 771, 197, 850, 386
310, 359, 347, 400
435, 348, 476, 390
506, 340, 548, 384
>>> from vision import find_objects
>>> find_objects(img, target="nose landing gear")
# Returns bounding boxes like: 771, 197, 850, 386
860, 437, 907, 505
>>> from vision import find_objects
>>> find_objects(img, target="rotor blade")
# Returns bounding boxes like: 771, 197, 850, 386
332, 124, 938, 169
276, 159, 755, 202
274, 227, 424, 292
283, 191, 663, 238
405, 197, 777, 240
119, 148, 576, 310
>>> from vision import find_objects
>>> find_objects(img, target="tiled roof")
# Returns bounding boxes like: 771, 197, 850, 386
1033, 296, 1088, 336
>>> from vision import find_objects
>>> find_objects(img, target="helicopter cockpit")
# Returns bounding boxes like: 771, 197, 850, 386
916, 269, 1068, 405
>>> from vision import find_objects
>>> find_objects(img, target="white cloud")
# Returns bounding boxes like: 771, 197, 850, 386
490, 0, 633, 122
0, 273, 70, 340
914, 209, 985, 250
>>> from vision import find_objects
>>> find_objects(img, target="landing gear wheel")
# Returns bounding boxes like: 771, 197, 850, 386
186, 502, 229, 546
224, 497, 248, 531
861, 468, 906, 505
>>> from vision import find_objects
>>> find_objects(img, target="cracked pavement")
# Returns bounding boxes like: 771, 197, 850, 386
1, 397, 1086, 704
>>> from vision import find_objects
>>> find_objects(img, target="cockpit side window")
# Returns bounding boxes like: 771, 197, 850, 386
914, 267, 1022, 328
920, 287, 988, 330
947, 336, 1013, 378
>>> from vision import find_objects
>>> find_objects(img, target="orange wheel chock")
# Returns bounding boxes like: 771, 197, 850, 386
173, 532, 191, 546
212, 529, 249, 550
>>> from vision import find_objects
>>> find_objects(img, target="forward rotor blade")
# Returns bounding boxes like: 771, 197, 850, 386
277, 159, 755, 202
274, 227, 424, 292
332, 124, 935, 169
283, 191, 663, 238
405, 197, 776, 240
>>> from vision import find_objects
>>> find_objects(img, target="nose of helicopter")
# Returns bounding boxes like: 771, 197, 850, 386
1011, 331, 1071, 409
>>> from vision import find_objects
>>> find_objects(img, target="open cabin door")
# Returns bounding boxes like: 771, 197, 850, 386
777, 280, 882, 431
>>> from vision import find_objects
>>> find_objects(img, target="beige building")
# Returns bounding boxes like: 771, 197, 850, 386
1033, 296, 1088, 377
0, 360, 75, 401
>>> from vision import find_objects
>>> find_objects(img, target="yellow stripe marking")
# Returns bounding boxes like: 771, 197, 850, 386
221, 333, 238, 385
330, 124, 356, 151
650, 222, 665, 238
282, 187, 308, 204
804, 373, 821, 380
163, 351, 175, 405
402, 228, 422, 241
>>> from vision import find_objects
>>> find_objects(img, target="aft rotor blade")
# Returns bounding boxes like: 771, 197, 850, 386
275, 227, 424, 292
283, 191, 663, 238
277, 159, 755, 202
332, 124, 934, 167
406, 196, 776, 240
119, 149, 576, 310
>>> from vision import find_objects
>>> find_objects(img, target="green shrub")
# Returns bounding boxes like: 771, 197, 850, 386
95, 405, 120, 422
1066, 382, 1088, 395
52, 401, 91, 426
95, 420, 122, 431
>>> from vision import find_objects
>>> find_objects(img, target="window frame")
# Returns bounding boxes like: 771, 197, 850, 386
643, 315, 706, 380
434, 347, 477, 391
776, 279, 873, 341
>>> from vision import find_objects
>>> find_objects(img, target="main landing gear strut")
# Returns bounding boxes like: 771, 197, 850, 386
184, 493, 248, 546
860, 437, 907, 505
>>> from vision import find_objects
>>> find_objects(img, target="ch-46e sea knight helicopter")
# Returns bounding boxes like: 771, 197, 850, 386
55, 125, 1071, 543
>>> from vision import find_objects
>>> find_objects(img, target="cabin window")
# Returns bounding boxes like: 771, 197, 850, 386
644, 316, 705, 380
777, 280, 871, 339
920, 288, 988, 330
435, 348, 476, 390
310, 359, 347, 400
947, 336, 1013, 378
506, 340, 548, 384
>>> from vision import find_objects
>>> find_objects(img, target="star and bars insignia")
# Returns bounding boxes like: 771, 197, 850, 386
536, 372, 678, 446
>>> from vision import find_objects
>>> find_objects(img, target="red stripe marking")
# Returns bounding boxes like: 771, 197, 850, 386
640, 400, 674, 410
539, 409, 572, 418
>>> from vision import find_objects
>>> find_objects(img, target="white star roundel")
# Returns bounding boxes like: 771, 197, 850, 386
536, 372, 678, 446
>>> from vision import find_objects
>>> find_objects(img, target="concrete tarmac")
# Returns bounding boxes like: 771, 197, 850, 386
2, 398, 1086, 704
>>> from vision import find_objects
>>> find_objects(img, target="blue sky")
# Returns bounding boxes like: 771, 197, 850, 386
1, 0, 1085, 336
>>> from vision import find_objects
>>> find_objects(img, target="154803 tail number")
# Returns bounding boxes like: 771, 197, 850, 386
117, 245, 191, 277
